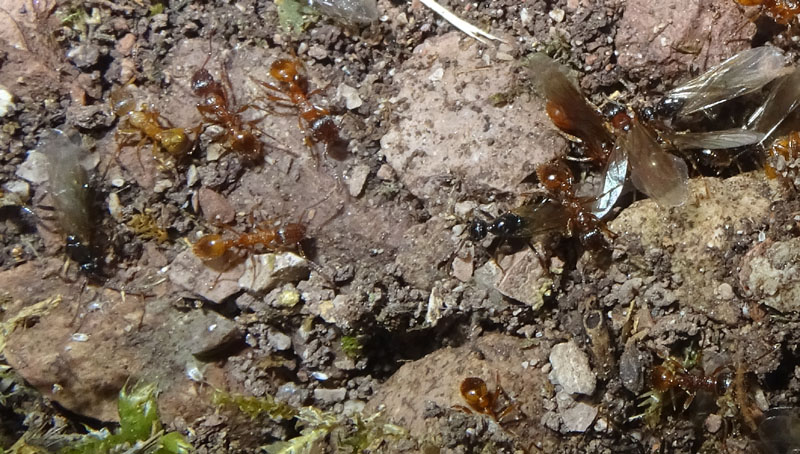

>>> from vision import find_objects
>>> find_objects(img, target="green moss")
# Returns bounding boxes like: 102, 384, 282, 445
60, 382, 191, 454
274, 0, 318, 35
211, 388, 297, 421
340, 336, 363, 360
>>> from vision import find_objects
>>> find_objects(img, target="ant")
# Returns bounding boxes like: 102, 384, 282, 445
191, 54, 267, 162
192, 222, 307, 261
736, 0, 800, 24
470, 159, 615, 252
253, 58, 347, 161
453, 374, 518, 424
633, 345, 775, 434
110, 84, 194, 170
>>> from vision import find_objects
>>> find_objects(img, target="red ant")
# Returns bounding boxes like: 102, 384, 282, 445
453, 373, 518, 424
253, 58, 347, 161
191, 55, 266, 162
192, 222, 307, 261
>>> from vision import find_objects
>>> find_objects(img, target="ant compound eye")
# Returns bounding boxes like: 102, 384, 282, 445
469, 219, 488, 241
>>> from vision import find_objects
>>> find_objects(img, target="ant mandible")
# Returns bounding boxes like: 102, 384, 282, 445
253, 58, 347, 161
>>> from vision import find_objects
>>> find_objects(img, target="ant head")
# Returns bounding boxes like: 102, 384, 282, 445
270, 59, 300, 83
468, 218, 488, 241
191, 69, 214, 93
488, 213, 523, 238
655, 96, 683, 118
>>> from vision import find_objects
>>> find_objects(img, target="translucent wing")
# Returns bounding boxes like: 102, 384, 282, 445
664, 129, 765, 150
625, 120, 689, 208
591, 143, 628, 219
310, 0, 379, 24
526, 53, 612, 162
758, 407, 800, 454
665, 46, 790, 116
748, 69, 800, 142
511, 196, 568, 237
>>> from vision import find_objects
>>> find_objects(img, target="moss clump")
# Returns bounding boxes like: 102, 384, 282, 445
211, 389, 297, 421
60, 382, 191, 454
340, 336, 363, 360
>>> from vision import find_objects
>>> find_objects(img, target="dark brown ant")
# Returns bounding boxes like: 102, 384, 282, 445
470, 160, 615, 251
253, 58, 347, 161
736, 0, 800, 24
191, 56, 265, 162
192, 222, 307, 261
453, 374, 517, 424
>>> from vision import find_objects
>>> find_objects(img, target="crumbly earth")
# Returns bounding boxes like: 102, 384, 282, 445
3, 0, 800, 453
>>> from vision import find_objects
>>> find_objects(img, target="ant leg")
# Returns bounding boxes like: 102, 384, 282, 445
452, 405, 474, 415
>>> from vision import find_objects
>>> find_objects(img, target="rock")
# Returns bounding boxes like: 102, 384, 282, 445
616, 0, 752, 84
197, 187, 236, 224
314, 387, 347, 404
116, 33, 136, 57
67, 104, 114, 130
0, 84, 13, 117
376, 164, 395, 180
338, 84, 363, 110
346, 164, 370, 197
560, 399, 597, 433
365, 333, 556, 446
740, 238, 800, 313
619, 342, 647, 394
168, 249, 243, 303
494, 249, 552, 310
609, 173, 783, 318
2, 180, 30, 202
395, 216, 457, 290
190, 315, 242, 360
548, 341, 596, 395
380, 32, 563, 202
268, 330, 292, 351
66, 44, 100, 69
238, 253, 309, 294
15, 151, 48, 184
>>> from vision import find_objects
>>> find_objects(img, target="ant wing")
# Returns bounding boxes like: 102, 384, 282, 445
39, 129, 93, 245
311, 0, 379, 24
526, 54, 612, 161
748, 68, 800, 142
512, 196, 568, 237
625, 120, 689, 208
591, 142, 628, 219
665, 46, 790, 116
758, 407, 800, 454
663, 129, 765, 150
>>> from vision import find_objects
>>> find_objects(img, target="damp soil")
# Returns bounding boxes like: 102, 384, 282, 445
3, 0, 800, 453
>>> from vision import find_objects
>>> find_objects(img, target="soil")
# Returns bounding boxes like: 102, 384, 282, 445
2, 0, 800, 453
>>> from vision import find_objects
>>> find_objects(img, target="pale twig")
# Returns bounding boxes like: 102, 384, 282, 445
416, 0, 506, 45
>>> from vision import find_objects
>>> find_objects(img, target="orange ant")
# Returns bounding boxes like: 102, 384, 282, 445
191, 55, 266, 162
253, 58, 347, 161
633, 345, 775, 433
110, 84, 195, 170
736, 0, 800, 24
192, 222, 307, 261
453, 374, 518, 424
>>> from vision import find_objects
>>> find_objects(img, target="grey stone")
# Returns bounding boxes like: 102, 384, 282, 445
548, 341, 596, 395
238, 253, 310, 294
